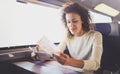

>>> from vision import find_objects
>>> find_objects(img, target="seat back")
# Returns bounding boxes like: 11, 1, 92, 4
94, 23, 120, 72
94, 23, 111, 36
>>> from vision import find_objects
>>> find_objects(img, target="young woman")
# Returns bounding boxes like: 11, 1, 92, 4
53, 2, 103, 74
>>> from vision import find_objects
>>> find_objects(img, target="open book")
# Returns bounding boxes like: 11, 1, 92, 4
36, 36, 60, 61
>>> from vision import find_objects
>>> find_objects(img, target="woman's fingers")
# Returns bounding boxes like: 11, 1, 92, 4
53, 54, 67, 65
60, 53, 69, 58
36, 45, 40, 52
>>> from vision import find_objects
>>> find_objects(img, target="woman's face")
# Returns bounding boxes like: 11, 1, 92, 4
65, 12, 83, 36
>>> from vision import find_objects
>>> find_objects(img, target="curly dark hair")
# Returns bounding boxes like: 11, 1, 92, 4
61, 2, 91, 38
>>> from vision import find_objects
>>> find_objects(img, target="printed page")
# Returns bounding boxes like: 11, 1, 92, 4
37, 36, 59, 56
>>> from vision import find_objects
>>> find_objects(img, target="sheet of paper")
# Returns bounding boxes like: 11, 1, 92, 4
37, 36, 59, 56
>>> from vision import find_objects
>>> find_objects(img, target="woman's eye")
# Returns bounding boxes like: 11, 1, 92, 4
73, 20, 78, 23
67, 20, 78, 24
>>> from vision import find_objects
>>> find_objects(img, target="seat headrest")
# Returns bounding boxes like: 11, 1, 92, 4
94, 23, 111, 36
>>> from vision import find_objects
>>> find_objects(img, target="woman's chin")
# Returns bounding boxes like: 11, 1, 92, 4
70, 31, 75, 35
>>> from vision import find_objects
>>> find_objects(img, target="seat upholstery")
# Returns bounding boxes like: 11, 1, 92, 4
94, 23, 111, 36
94, 23, 120, 73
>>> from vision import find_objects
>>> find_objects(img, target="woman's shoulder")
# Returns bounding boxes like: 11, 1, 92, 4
87, 30, 102, 37
88, 30, 101, 34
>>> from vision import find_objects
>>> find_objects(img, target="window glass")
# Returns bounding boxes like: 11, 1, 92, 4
89, 11, 112, 23
0, 0, 65, 47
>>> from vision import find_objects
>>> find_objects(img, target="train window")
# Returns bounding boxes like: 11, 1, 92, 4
0, 0, 65, 47
0, 1, 114, 47
89, 11, 112, 23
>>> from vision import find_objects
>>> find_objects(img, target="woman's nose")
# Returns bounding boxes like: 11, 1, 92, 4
69, 22, 74, 27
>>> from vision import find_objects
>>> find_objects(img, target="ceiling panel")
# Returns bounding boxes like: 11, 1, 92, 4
18, 0, 120, 21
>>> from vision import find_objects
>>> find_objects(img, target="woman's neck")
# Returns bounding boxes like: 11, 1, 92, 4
75, 30, 86, 37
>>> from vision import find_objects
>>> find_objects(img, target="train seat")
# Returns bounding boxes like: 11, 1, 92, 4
94, 23, 120, 74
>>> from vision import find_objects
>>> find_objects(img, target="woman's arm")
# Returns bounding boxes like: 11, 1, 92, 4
54, 53, 84, 68
83, 32, 103, 70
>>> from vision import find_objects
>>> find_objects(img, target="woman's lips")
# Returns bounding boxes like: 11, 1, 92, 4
70, 27, 76, 31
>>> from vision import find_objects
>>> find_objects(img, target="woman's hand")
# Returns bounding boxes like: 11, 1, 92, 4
53, 53, 70, 65
35, 44, 40, 52
31, 45, 40, 60
54, 53, 84, 68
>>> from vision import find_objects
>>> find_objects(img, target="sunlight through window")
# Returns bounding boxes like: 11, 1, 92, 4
0, 1, 65, 47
